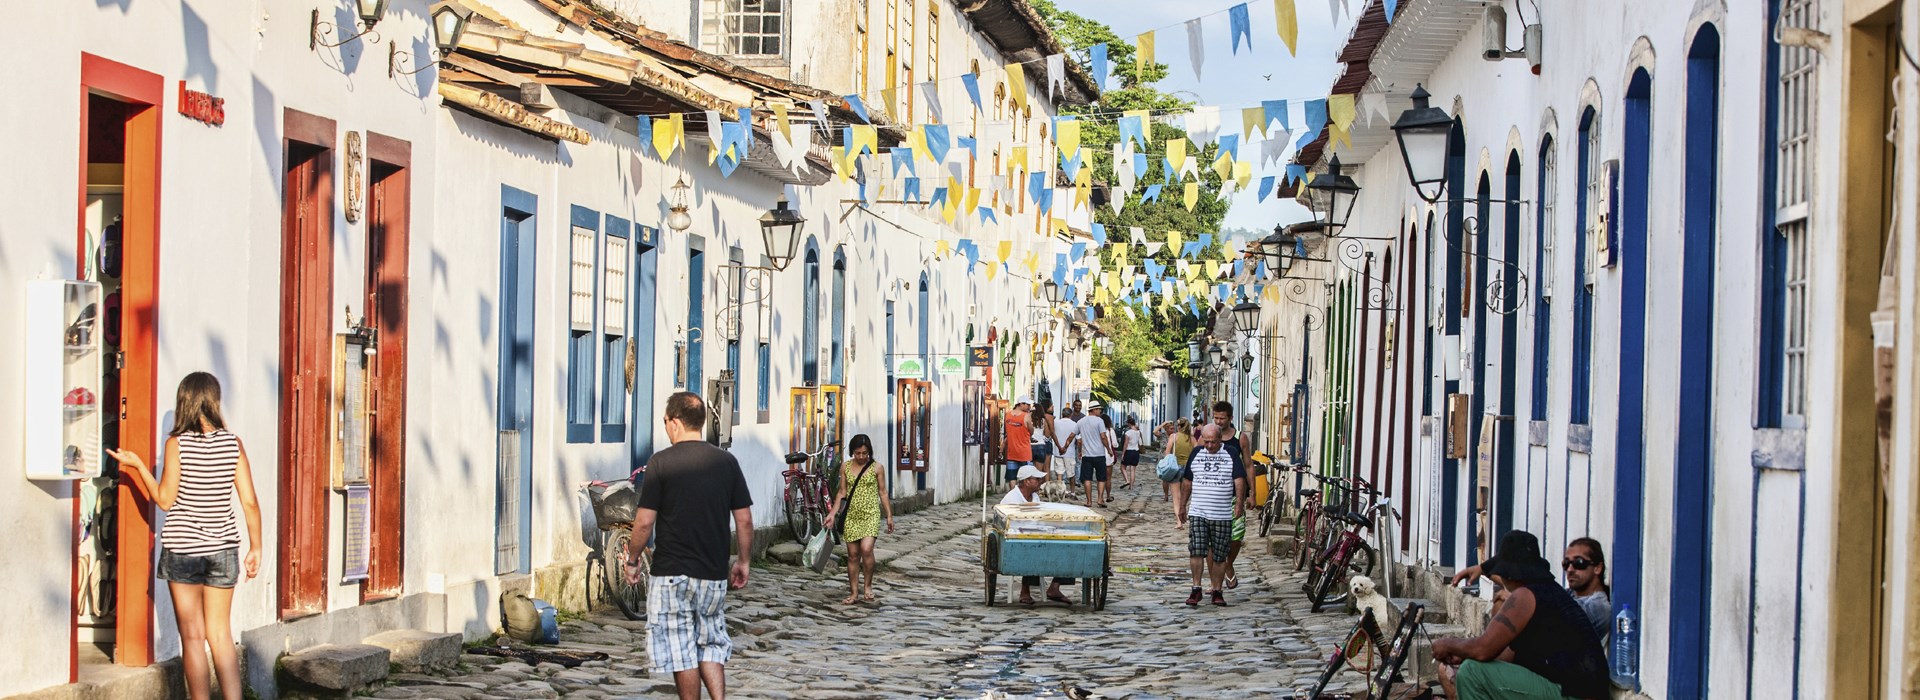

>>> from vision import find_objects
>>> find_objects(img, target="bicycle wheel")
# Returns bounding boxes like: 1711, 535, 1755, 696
1291, 509, 1315, 571
1259, 486, 1283, 538
603, 529, 648, 621
1304, 647, 1348, 700
1366, 604, 1424, 700
784, 478, 814, 543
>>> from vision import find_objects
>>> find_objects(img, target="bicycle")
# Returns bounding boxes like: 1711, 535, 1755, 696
1305, 478, 1388, 612
582, 478, 650, 621
782, 446, 838, 544
1298, 601, 1430, 700
1293, 470, 1355, 572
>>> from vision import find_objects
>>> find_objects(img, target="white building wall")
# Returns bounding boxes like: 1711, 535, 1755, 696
1321, 0, 1818, 695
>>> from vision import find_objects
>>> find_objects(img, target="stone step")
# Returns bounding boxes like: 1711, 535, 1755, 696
364, 630, 462, 672
1391, 597, 1450, 625
279, 644, 390, 697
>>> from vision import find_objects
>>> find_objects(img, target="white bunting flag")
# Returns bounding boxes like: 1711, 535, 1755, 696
1186, 18, 1205, 81
1047, 54, 1066, 99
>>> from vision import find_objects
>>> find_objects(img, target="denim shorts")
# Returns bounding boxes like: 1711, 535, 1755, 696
1031, 442, 1052, 462
158, 548, 239, 588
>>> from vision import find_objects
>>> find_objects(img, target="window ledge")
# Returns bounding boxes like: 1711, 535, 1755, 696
1751, 427, 1806, 471
1529, 420, 1549, 447
1567, 424, 1592, 454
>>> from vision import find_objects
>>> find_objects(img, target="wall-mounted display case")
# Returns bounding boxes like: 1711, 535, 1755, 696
26, 279, 105, 480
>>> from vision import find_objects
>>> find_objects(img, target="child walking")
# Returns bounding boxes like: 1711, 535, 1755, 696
107, 372, 262, 700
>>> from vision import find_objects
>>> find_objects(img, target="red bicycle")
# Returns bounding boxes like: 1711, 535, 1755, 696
782, 447, 836, 544
1291, 469, 1355, 572
1305, 478, 1386, 612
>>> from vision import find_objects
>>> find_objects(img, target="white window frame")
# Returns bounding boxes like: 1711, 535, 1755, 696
1775, 0, 1817, 424
700, 0, 787, 59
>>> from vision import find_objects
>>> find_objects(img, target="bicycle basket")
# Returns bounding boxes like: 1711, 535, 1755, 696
587, 482, 640, 529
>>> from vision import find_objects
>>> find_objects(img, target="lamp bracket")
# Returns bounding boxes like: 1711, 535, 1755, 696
311, 9, 382, 50
713, 264, 777, 343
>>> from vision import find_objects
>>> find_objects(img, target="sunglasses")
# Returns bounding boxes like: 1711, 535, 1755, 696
1563, 556, 1597, 571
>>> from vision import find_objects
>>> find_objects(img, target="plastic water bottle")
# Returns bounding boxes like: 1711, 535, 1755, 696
1611, 604, 1639, 690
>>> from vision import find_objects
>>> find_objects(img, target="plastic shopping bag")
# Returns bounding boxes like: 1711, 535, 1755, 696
804, 528, 833, 572
1156, 452, 1184, 482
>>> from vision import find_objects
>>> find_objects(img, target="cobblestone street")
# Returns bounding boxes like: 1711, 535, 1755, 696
376, 481, 1380, 699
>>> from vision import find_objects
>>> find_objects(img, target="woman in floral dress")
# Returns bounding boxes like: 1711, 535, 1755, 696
824, 434, 892, 604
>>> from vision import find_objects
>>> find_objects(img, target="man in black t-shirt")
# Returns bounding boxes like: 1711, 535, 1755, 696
629, 391, 753, 699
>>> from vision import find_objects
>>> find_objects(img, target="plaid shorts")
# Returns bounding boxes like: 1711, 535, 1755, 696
1188, 517, 1233, 562
646, 575, 732, 674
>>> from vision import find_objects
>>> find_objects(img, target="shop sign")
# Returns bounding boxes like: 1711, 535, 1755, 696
341, 485, 370, 582
894, 356, 926, 379
177, 81, 225, 126
937, 356, 966, 376
969, 345, 992, 368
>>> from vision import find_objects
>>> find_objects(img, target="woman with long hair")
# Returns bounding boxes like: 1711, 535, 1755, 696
823, 434, 892, 604
106, 372, 262, 700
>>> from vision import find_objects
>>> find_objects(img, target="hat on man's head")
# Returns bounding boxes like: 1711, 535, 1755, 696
1016, 396, 1033, 407
1016, 465, 1047, 481
1480, 530, 1554, 584
1086, 401, 1103, 410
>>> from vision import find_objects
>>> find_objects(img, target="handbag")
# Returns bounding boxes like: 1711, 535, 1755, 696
832, 461, 875, 538
1156, 452, 1184, 483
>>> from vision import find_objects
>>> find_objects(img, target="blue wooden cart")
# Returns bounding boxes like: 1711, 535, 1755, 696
981, 502, 1110, 610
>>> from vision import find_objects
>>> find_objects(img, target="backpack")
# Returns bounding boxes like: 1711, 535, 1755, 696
1156, 452, 1184, 482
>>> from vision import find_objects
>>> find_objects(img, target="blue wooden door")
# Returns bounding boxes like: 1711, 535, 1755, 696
630, 226, 659, 471
496, 186, 537, 575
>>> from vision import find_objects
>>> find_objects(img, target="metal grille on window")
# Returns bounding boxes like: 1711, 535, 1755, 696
1539, 142, 1556, 300
1777, 0, 1817, 421
854, 0, 869, 95
1583, 121, 1603, 288
571, 226, 595, 332
604, 236, 628, 336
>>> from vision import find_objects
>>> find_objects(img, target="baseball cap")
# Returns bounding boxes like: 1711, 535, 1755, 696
1016, 396, 1033, 406
1016, 465, 1047, 481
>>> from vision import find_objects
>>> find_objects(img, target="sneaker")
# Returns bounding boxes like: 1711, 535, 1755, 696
1211, 590, 1227, 607
1185, 587, 1203, 606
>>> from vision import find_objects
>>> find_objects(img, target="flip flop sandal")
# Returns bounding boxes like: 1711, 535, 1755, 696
1047, 593, 1073, 605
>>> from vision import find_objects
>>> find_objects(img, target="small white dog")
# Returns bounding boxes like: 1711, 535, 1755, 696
1351, 574, 1396, 634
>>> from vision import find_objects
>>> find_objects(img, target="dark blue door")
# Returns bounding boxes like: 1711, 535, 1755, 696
1614, 68, 1654, 673
630, 226, 660, 471
496, 186, 537, 575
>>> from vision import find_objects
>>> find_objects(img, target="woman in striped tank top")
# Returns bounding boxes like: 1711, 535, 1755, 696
107, 372, 261, 700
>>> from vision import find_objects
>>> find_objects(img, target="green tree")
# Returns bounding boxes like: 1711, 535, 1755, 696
1033, 0, 1235, 394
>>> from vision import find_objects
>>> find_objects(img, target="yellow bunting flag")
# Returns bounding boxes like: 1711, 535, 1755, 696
936, 239, 951, 258
1006, 63, 1028, 111
881, 86, 899, 118
1275, 0, 1298, 56
908, 126, 931, 163
853, 125, 878, 158
964, 187, 981, 213
997, 241, 1014, 263
1050, 217, 1070, 237
772, 103, 791, 139
1243, 107, 1266, 140
1183, 182, 1199, 211
1023, 252, 1040, 275
1166, 139, 1188, 173
987, 264, 1000, 280
1168, 231, 1184, 256
653, 113, 684, 159
1205, 260, 1220, 278
1212, 152, 1233, 181
1010, 146, 1029, 176
1057, 119, 1081, 158
1113, 243, 1131, 261
1234, 160, 1253, 189
1136, 32, 1156, 79
1329, 94, 1357, 148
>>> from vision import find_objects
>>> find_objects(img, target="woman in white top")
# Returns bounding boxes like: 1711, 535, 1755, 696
108, 372, 262, 700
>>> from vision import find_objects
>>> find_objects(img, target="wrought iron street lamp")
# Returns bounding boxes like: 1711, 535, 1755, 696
389, 5, 475, 77
312, 0, 389, 50
1233, 301, 1262, 339
1186, 338, 1204, 369
1208, 345, 1223, 367
1043, 279, 1064, 305
1307, 154, 1360, 231
758, 195, 806, 271
1391, 84, 1454, 204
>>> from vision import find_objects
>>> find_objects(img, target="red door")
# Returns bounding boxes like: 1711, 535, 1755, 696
363, 134, 410, 601
277, 110, 335, 619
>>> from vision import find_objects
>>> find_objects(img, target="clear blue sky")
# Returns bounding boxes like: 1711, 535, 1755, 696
1053, 0, 1346, 240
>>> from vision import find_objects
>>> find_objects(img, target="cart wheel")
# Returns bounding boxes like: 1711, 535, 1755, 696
1094, 577, 1109, 611
985, 571, 997, 606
